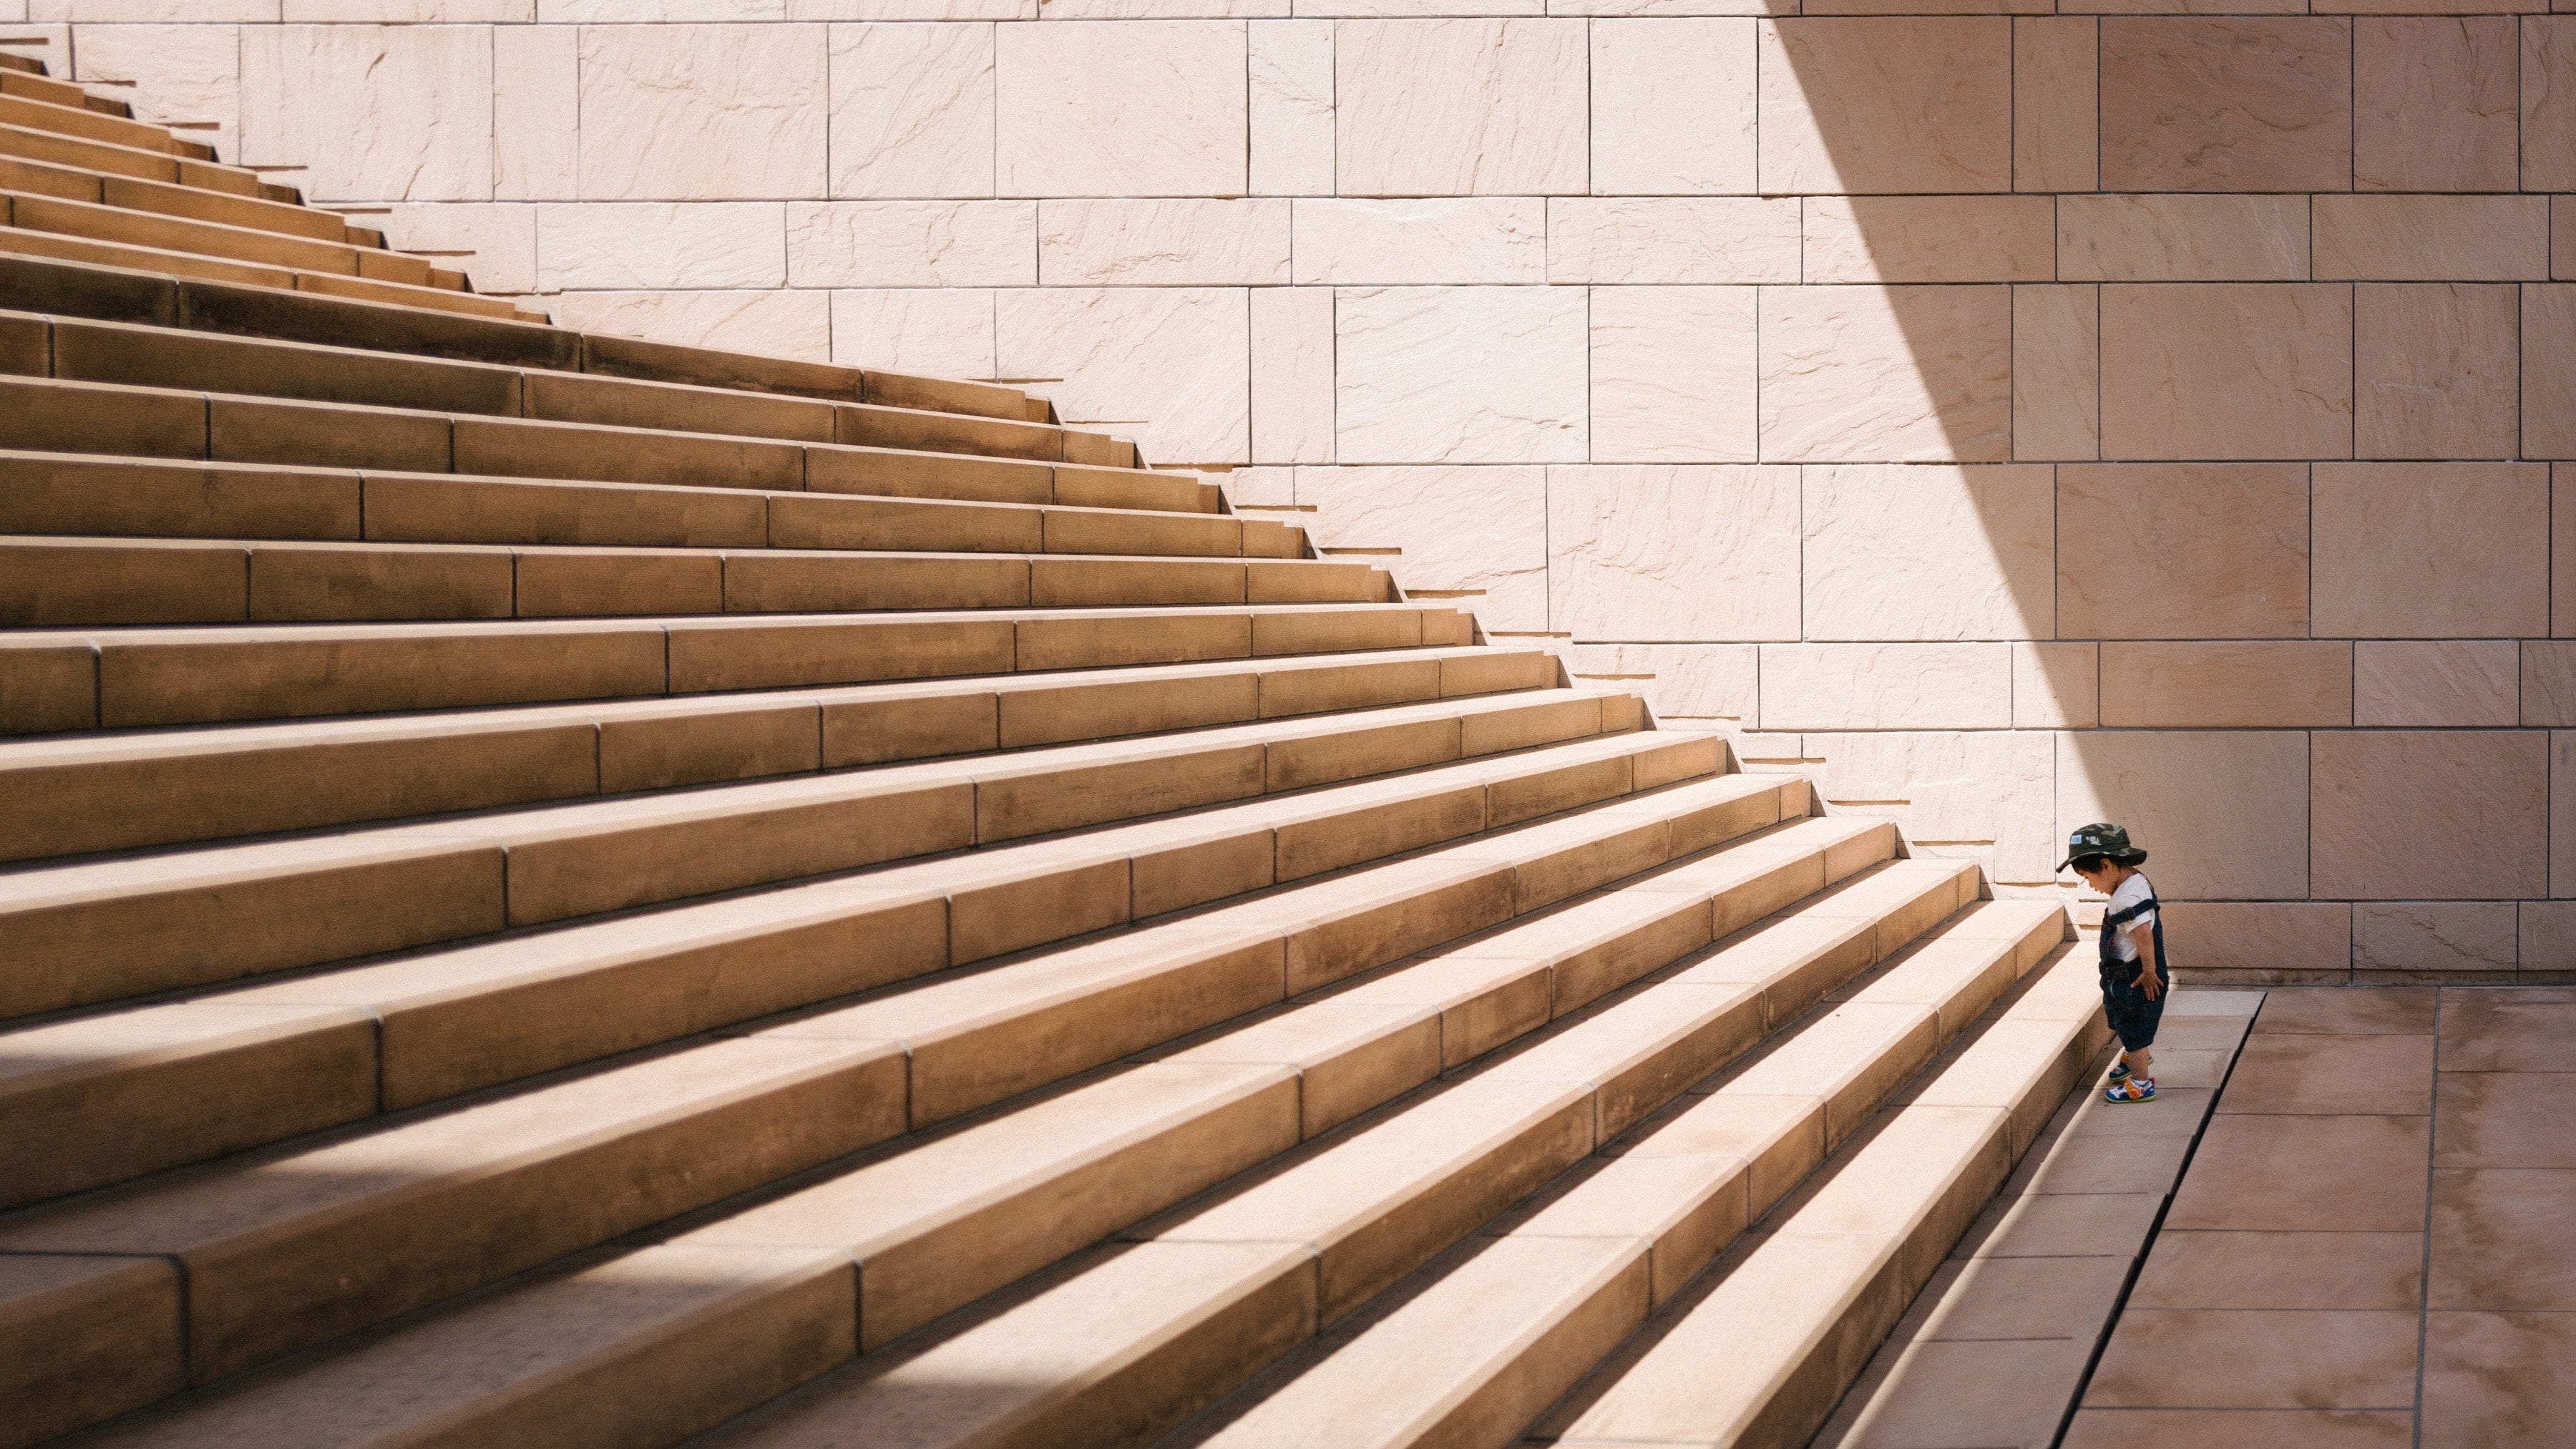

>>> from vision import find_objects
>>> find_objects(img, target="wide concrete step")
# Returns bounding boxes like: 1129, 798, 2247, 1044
0, 453, 1294, 558
1166, 899, 2074, 1449
0, 729, 1744, 1221
0, 67, 93, 109
0, 251, 1048, 425
0, 536, 1386, 627
6, 313, 1126, 463
0, 90, 213, 160
0, 765, 1785, 1444
0, 645, 1543, 862
0, 374, 1210, 512
23, 792, 1897, 1448
0, 600, 1468, 736
0, 120, 268, 198
0, 154, 356, 243
1528, 945, 2104, 1449
0, 715, 1686, 1023
0, 233, 530, 321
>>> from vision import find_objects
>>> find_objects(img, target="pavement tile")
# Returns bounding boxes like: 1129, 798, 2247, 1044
2434, 1072, 2576, 1169
2084, 1308, 2419, 1410
2165, 1115, 2431, 1232
2254, 987, 2437, 1037
2421, 1310, 2576, 1445
2064, 1407, 2413, 1448
2127, 1231, 2423, 1312
1825, 1336, 2095, 1449
2218, 1034, 2434, 1116
2435, 988, 2576, 1071
1956, 1191, 2163, 1260
2429, 1167, 2576, 1311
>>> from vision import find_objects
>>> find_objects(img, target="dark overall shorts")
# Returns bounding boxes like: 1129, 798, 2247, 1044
2099, 879, 2171, 1053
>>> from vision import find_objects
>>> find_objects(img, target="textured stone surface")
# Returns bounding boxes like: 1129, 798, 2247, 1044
1335, 19, 1585, 196
1802, 465, 2053, 640
1292, 200, 1543, 285
1038, 200, 1289, 286
1249, 19, 1332, 195
831, 288, 995, 379
2057, 465, 2308, 640
2525, 19, 2576, 192
2057, 731, 2309, 899
2099, 643, 2351, 729
1302, 467, 1548, 631
2057, 195, 2308, 282
549, 290, 833, 359
1802, 197, 2051, 284
2354, 18, 2517, 192
2314, 196, 2550, 283
828, 21, 993, 199
1588, 286, 1757, 463
2313, 464, 2549, 639
1760, 286, 2011, 463
2163, 902, 2351, 975
72, 23, 240, 158
1590, 18, 1755, 194
2100, 19, 2351, 192
996, 21, 1246, 196
785, 202, 1035, 287
1546, 465, 1799, 640
1334, 287, 1585, 464
576, 24, 825, 200
2312, 731, 2549, 901
2353, 902, 2519, 976
384, 203, 539, 293
537, 203, 787, 290
2099, 285, 2352, 462
1760, 644, 2011, 731
1562, 643, 1757, 724
240, 24, 494, 201
1250, 286, 1333, 464
2016, 643, 2099, 729
2354, 286, 2520, 462
2353, 642, 2520, 728
494, 24, 577, 199
2014, 284, 2099, 462
2532, 288, 2576, 461
2015, 16, 2097, 193
1808, 730, 2055, 883
997, 288, 1249, 463
1544, 198, 1800, 285
1757, 18, 2011, 193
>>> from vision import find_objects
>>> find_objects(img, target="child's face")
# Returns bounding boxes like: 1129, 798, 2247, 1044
2073, 859, 2111, 889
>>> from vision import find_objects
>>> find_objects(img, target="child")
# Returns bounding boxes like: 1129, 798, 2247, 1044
2060, 822, 2167, 1103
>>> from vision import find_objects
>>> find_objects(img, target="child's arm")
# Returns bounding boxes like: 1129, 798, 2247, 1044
2128, 919, 2162, 1000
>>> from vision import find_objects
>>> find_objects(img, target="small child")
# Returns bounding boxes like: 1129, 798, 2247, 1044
2060, 822, 2168, 1103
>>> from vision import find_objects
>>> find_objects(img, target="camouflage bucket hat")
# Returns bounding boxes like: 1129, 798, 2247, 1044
2058, 821, 2148, 872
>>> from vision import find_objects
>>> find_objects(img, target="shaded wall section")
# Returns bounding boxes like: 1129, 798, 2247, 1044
9, 6, 2570, 979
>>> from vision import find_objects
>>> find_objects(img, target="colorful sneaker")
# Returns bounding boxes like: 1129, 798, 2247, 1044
2107, 1060, 2129, 1080
2103, 1076, 2157, 1104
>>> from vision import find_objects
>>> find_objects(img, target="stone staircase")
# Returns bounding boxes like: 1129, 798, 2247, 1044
0, 55, 2107, 1449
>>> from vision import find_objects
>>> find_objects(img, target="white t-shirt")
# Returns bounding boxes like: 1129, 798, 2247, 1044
2104, 873, 2157, 962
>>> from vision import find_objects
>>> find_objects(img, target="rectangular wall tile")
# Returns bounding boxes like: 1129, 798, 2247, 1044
1335, 19, 1586, 197
241, 24, 493, 201
494, 23, 576, 200
2057, 464, 2309, 640
1814, 729, 2057, 884
72, 23, 242, 159
2014, 16, 2096, 193
828, 21, 994, 198
537, 202, 787, 288
549, 289, 830, 360
1562, 643, 1758, 725
2057, 195, 2308, 283
1760, 286, 2013, 464
1040, 200, 1289, 286
2355, 284, 2519, 462
1335, 286, 1587, 464
2313, 731, 2547, 901
2014, 284, 2099, 463
2354, 903, 2517, 978
2558, 733, 2576, 899
786, 201, 1034, 288
575, 24, 826, 201
383, 202, 537, 293
2100, 19, 2351, 193
1302, 465, 1549, 633
2164, 902, 2351, 977
2527, 288, 2576, 460
997, 288, 1251, 464
1589, 286, 1757, 464
2314, 464, 2550, 639
1292, 200, 1544, 285
2354, 642, 2519, 728
2528, 643, 2576, 726
1802, 197, 2053, 284
2099, 284, 2351, 462
2560, 466, 2576, 637
2016, 642, 2099, 729
2099, 642, 2353, 728
831, 288, 995, 379
2557, 199, 2576, 281
1250, 19, 1332, 196
1761, 643, 2012, 731
1548, 464, 1800, 640
1758, 18, 2012, 194
1802, 464, 2055, 640
1251, 286, 1333, 464
1545, 197, 1799, 285
2058, 731, 2309, 900
2354, 18, 2517, 192
2527, 19, 2576, 192
2313, 195, 2550, 282
997, 21, 1246, 197
1590, 18, 1755, 195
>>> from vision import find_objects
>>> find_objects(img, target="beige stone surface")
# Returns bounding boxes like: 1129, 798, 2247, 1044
72, 22, 240, 158
2312, 731, 2549, 900
2526, 18, 2576, 192
1759, 644, 2010, 731
574, 25, 824, 200
1802, 197, 2051, 284
1250, 287, 1333, 466
2100, 18, 2351, 192
536, 204, 786, 290
2057, 731, 2308, 899
2163, 901, 2351, 974
2057, 195, 2308, 282
2355, 18, 2517, 192
2353, 642, 2519, 728
2562, 467, 2576, 636
2561, 200, 2576, 283
1760, 287, 2012, 463
1036, 200, 1287, 287
1802, 464, 2053, 641
2556, 735, 2576, 899
1757, 19, 2011, 193
2518, 648, 2576, 728
2099, 642, 2351, 729
1562, 643, 1758, 723
1291, 200, 1543, 285
2015, 643, 2099, 728
2313, 464, 2548, 639
2355, 286, 2520, 462
2015, 16, 2097, 192
996, 21, 1246, 197
1249, 19, 1332, 195
2523, 903, 2576, 975
1587, 286, 1757, 463
1543, 197, 1799, 285
827, 21, 993, 199
1590, 19, 1755, 195
494, 23, 577, 199
240, 24, 493, 202
1807, 730, 2056, 883
2527, 288, 2576, 461
1334, 288, 1585, 464
830, 289, 995, 380
1547, 466, 1797, 640
548, 291, 831, 361
2014, 284, 2099, 462
384, 203, 538, 294
1335, 19, 1586, 196
782, 201, 1033, 288
2314, 195, 2550, 282
2057, 464, 2310, 640
997, 288, 1249, 464
1301, 467, 1548, 632
2099, 285, 2352, 462
2353, 902, 2519, 976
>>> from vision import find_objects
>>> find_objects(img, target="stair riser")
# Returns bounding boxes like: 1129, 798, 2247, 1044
0, 158, 351, 243
0, 92, 196, 158
4, 190, 423, 280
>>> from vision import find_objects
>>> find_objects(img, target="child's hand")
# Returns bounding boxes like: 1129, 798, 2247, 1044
2133, 966, 2161, 1001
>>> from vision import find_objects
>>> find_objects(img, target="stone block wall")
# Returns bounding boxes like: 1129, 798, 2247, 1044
7, 6, 2572, 980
